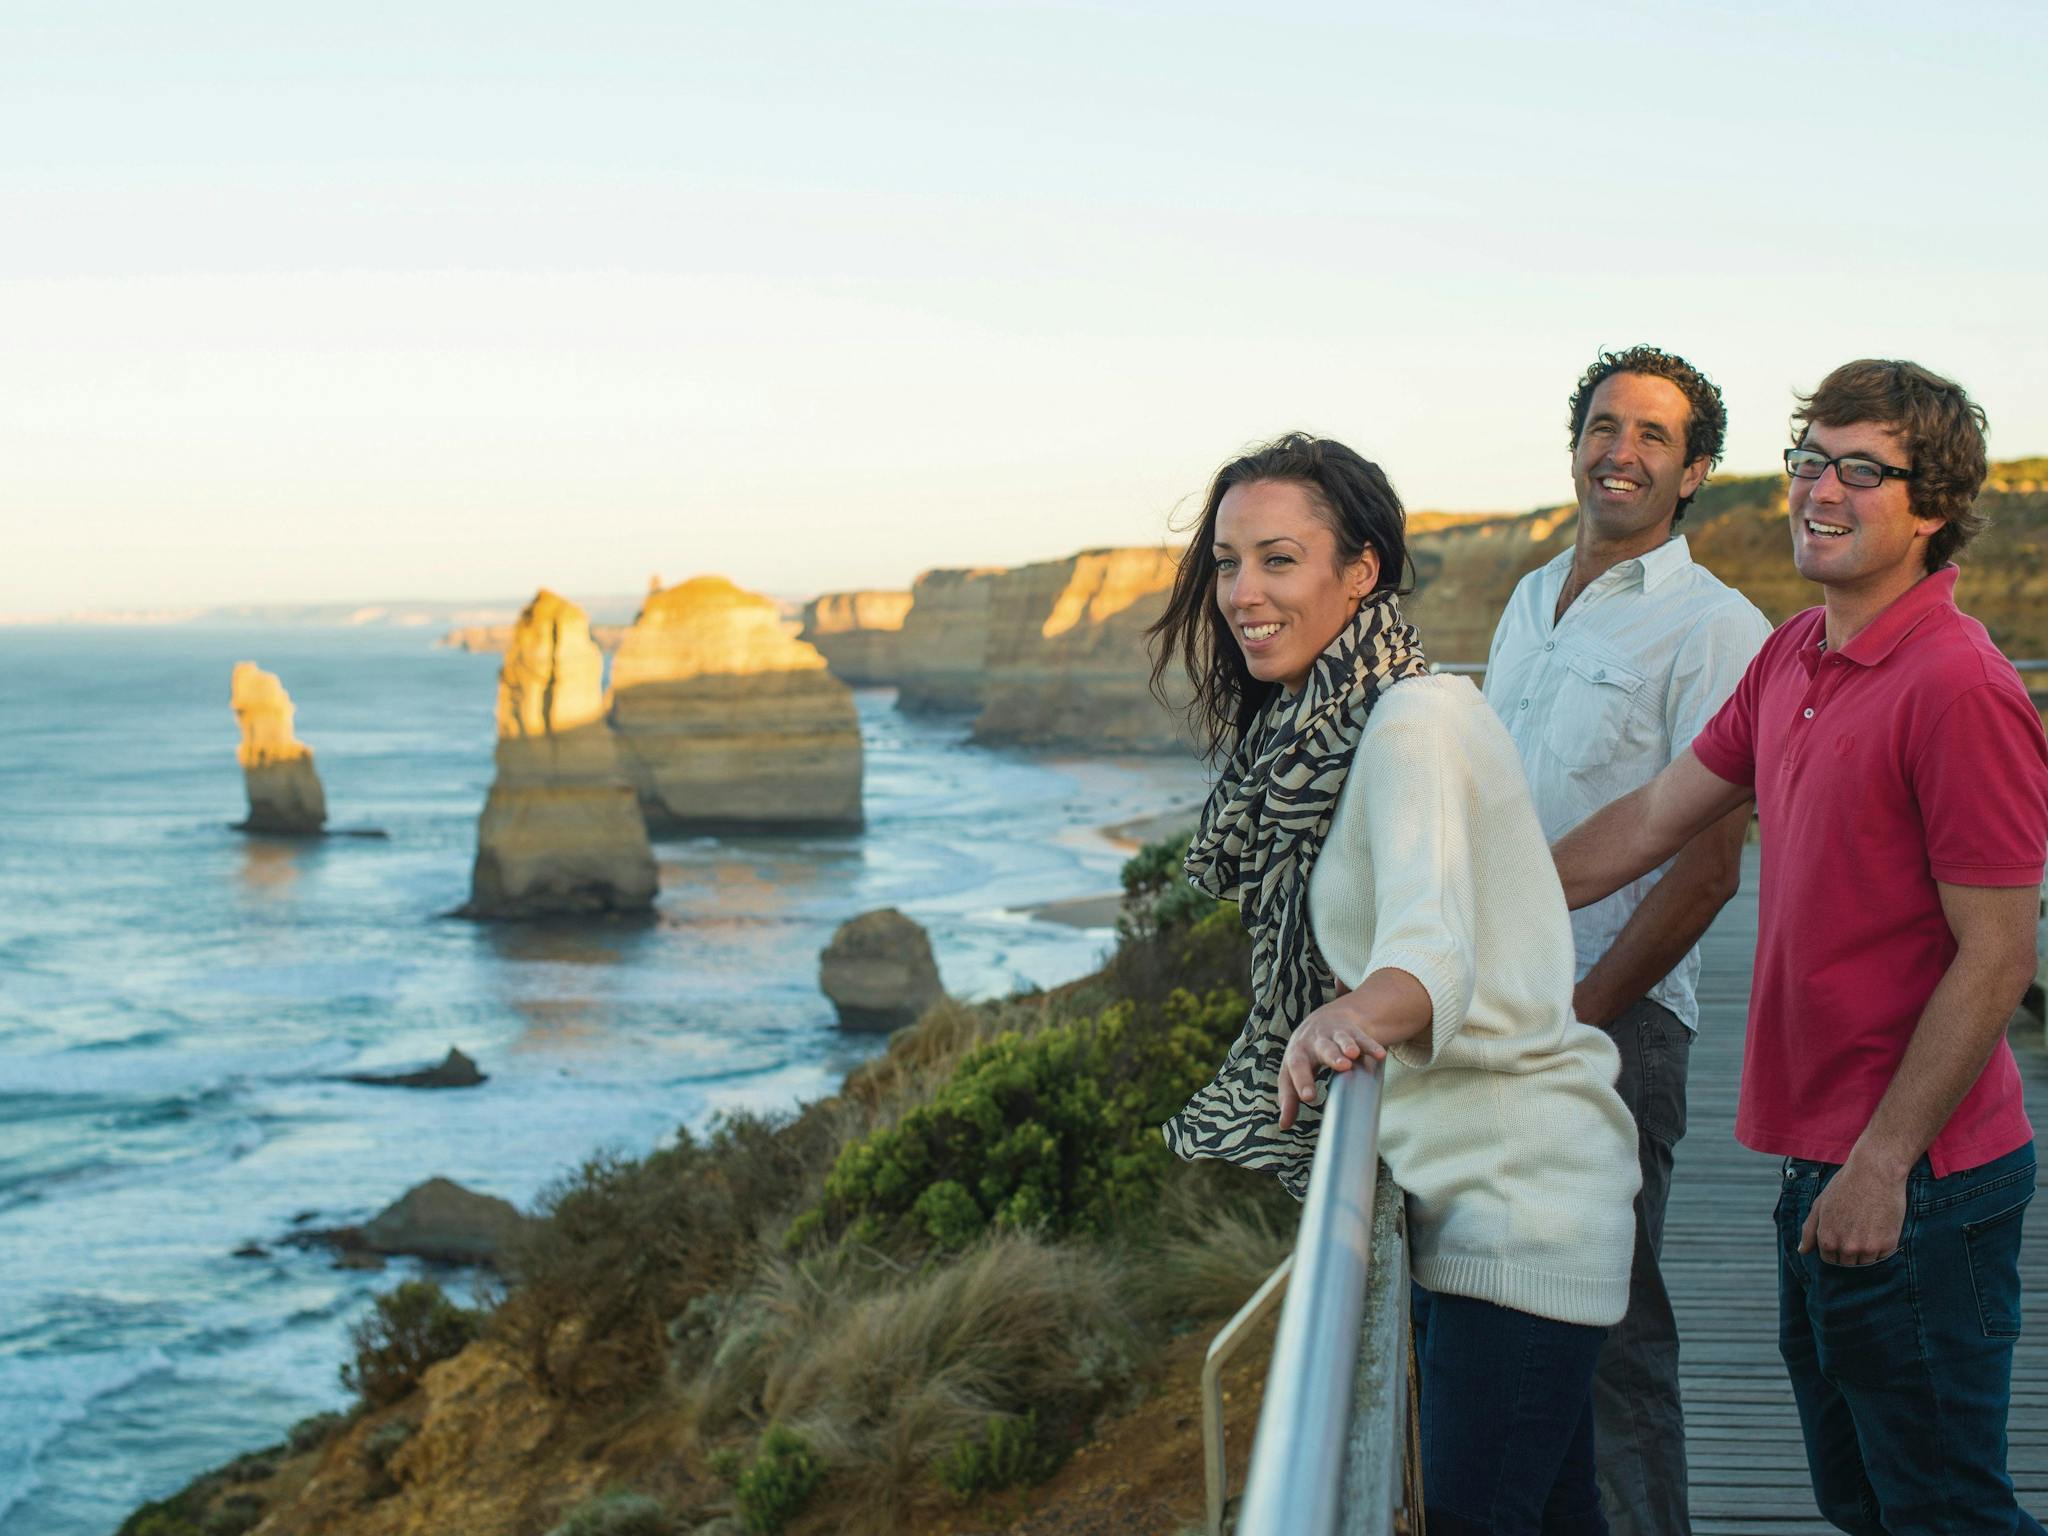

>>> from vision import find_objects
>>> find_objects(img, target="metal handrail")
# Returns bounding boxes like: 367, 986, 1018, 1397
1234, 1066, 1387, 1534
1202, 1256, 1292, 1536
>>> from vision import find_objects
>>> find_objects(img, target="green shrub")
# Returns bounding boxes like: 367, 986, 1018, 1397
203, 1494, 266, 1536
340, 1279, 480, 1407
545, 1488, 673, 1536
936, 1410, 1062, 1497
286, 1409, 348, 1454
361, 1416, 416, 1474
706, 1446, 747, 1483
734, 1426, 823, 1534
1116, 832, 1227, 944
813, 986, 1244, 1251
119, 1504, 203, 1536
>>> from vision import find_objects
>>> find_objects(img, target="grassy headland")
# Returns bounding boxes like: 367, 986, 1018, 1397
119, 836, 1299, 1536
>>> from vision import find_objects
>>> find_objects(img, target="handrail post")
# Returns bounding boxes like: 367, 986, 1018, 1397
1234, 1066, 1386, 1534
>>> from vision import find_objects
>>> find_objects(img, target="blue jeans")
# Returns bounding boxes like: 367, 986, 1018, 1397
1411, 1283, 1610, 1535
1776, 1143, 2044, 1534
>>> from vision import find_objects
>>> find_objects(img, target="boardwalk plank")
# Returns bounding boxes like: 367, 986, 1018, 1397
1673, 847, 2047, 1525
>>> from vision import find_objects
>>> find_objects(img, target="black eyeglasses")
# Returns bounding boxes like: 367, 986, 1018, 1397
1784, 447, 1916, 488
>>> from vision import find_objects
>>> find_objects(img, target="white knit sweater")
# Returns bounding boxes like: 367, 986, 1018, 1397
1306, 673, 1639, 1327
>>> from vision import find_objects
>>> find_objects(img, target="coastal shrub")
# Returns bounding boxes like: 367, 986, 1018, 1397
286, 1409, 349, 1453
546, 1488, 674, 1536
340, 1278, 481, 1407
501, 1108, 837, 1401
812, 986, 1244, 1251
687, 1232, 1134, 1533
203, 1494, 266, 1536
361, 1416, 416, 1474
118, 1498, 204, 1536
935, 1410, 1061, 1497
734, 1426, 823, 1534
1116, 830, 1223, 943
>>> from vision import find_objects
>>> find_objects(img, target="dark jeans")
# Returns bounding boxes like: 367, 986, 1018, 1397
1776, 1142, 2044, 1534
1593, 998, 1691, 1536
1412, 1282, 1610, 1536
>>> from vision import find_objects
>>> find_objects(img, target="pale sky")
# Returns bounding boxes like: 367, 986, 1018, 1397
4, 0, 2043, 615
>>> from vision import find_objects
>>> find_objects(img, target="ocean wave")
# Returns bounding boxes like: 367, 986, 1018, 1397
0, 1346, 174, 1525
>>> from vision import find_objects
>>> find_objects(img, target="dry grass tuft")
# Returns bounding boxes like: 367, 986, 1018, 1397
683, 1233, 1137, 1533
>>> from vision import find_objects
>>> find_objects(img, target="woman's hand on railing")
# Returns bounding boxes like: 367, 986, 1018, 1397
1276, 988, 1387, 1130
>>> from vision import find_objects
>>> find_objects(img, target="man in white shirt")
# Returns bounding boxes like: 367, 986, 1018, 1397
1484, 346, 1771, 1536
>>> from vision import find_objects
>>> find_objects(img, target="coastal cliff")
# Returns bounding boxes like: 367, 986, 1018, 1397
608, 576, 863, 833
464, 591, 657, 919
229, 662, 328, 835
439, 623, 626, 654
1404, 465, 2048, 663
973, 546, 1190, 751
893, 566, 1003, 712
799, 590, 913, 686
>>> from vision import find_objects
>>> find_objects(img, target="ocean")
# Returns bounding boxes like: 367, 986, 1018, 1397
0, 627, 1206, 1536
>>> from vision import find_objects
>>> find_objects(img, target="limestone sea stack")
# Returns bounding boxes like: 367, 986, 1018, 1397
799, 590, 913, 686
819, 908, 945, 1030
230, 662, 328, 834
894, 566, 1004, 713
608, 576, 862, 834
464, 590, 657, 919
972, 547, 1192, 751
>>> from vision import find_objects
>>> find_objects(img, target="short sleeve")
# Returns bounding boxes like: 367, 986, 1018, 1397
1354, 702, 1481, 1069
1691, 637, 1772, 790
1914, 682, 2048, 886
1666, 598, 1772, 749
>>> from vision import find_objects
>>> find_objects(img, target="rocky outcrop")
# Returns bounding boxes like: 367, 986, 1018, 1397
342, 1048, 486, 1090
894, 566, 1004, 713
230, 662, 328, 834
360, 1178, 528, 1266
608, 576, 862, 833
973, 547, 1192, 751
799, 590, 913, 686
819, 908, 946, 1030
464, 590, 657, 920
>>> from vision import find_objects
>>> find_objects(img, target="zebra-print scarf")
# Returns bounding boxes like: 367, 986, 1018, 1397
1162, 589, 1431, 1198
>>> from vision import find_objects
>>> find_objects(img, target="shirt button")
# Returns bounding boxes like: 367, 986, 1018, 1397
1803, 708, 1815, 719
1544, 641, 1555, 652
1519, 699, 1529, 710
1594, 670, 1606, 681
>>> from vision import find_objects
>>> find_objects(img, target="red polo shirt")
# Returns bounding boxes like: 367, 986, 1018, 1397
1692, 566, 2048, 1175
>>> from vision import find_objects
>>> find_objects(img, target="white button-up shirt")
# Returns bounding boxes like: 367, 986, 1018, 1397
1483, 535, 1771, 1030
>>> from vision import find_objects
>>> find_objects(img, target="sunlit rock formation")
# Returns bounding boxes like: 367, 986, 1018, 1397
464, 590, 657, 919
608, 576, 862, 833
819, 908, 945, 1031
972, 547, 1192, 751
894, 566, 1003, 713
230, 662, 328, 834
799, 590, 913, 686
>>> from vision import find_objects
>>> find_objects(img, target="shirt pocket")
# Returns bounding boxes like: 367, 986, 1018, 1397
1542, 648, 1649, 770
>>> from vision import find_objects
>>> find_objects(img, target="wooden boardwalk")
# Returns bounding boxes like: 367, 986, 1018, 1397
1675, 847, 2048, 1531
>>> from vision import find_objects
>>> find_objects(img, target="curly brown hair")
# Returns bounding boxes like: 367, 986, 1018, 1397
1566, 345, 1727, 523
1791, 359, 1990, 572
1146, 432, 1412, 760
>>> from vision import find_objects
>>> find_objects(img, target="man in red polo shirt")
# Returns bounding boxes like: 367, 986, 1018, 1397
1553, 359, 2048, 1532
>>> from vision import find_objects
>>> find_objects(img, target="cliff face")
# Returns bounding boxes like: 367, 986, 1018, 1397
1404, 468, 2048, 665
230, 662, 328, 834
608, 576, 863, 833
465, 591, 657, 919
893, 566, 1003, 713
799, 590, 913, 686
972, 547, 1192, 751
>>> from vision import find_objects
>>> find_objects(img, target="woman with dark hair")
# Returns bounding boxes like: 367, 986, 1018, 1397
1152, 433, 1639, 1535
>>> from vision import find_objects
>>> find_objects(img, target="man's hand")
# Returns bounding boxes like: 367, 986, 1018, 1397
1799, 1153, 1908, 1266
1276, 991, 1387, 1130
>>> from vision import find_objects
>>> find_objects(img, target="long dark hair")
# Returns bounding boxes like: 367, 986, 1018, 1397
1147, 432, 1412, 759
